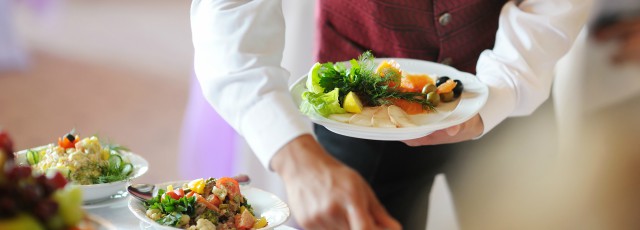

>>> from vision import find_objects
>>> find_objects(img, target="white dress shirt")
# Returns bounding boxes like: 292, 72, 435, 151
191, 0, 592, 170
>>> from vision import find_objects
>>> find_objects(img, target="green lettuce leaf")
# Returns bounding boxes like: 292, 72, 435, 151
300, 88, 346, 117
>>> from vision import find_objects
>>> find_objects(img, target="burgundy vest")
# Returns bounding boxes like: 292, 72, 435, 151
315, 0, 508, 74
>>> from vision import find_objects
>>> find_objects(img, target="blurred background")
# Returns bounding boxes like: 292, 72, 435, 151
2, 0, 640, 229
0, 0, 193, 184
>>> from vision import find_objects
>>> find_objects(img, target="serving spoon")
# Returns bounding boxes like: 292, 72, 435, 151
128, 174, 251, 202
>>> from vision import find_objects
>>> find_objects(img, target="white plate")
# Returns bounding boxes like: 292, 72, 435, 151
128, 181, 290, 230
289, 58, 489, 140
14, 148, 149, 203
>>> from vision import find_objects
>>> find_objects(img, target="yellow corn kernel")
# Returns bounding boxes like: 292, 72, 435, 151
167, 185, 174, 192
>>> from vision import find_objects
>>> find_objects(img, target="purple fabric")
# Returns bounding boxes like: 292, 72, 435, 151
178, 73, 237, 180
20, 0, 55, 16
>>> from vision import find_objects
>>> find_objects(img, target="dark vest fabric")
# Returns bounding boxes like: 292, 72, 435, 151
315, 0, 508, 74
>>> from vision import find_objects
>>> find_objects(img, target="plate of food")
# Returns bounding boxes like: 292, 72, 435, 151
0, 132, 115, 230
290, 51, 488, 140
13, 131, 149, 203
128, 177, 289, 230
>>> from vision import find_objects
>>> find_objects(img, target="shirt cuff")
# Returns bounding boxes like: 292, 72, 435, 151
476, 50, 518, 137
239, 90, 313, 170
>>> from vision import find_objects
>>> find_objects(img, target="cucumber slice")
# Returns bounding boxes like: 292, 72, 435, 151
108, 154, 123, 170
26, 150, 40, 165
121, 163, 133, 176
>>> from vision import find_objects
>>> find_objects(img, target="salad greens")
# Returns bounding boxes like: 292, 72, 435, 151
146, 188, 197, 227
300, 88, 346, 117
302, 51, 435, 117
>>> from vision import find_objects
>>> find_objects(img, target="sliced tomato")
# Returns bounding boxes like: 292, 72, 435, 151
175, 188, 185, 198
235, 209, 255, 230
165, 191, 180, 200
216, 177, 240, 197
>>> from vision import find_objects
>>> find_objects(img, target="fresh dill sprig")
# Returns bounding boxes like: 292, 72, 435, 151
317, 51, 435, 111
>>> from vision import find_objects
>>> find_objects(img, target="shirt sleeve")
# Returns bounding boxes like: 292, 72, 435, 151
190, 0, 312, 170
476, 0, 594, 135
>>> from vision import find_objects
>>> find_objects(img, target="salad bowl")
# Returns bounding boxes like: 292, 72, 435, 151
14, 147, 149, 203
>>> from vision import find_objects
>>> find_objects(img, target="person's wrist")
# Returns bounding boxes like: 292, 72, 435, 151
271, 134, 329, 181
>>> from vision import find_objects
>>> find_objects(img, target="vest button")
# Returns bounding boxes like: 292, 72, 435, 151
440, 57, 453, 66
439, 13, 452, 26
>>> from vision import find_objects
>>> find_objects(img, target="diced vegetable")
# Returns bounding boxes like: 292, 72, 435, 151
188, 178, 205, 194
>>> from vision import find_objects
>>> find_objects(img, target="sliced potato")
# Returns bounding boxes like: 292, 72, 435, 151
372, 105, 396, 128
349, 107, 377, 127
328, 113, 352, 123
388, 105, 417, 128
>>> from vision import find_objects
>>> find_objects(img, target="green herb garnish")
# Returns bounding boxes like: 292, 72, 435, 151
145, 189, 197, 227
315, 51, 435, 111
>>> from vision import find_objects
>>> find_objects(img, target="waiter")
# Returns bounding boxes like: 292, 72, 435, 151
190, 0, 591, 229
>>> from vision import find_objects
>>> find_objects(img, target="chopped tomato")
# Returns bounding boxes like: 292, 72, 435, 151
400, 74, 434, 92
165, 191, 180, 200
390, 98, 424, 115
235, 209, 255, 230
216, 177, 240, 197
175, 188, 185, 198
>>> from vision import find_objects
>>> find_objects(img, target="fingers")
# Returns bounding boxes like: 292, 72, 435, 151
368, 191, 402, 230
347, 202, 377, 230
401, 114, 483, 147
445, 124, 461, 136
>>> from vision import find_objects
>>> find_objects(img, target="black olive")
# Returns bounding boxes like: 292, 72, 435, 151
453, 79, 464, 98
65, 134, 75, 142
436, 76, 450, 86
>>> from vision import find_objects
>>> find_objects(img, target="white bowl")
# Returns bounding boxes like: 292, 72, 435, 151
14, 148, 149, 203
128, 181, 290, 230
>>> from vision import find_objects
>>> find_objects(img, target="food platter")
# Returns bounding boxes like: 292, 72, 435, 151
14, 148, 148, 203
128, 181, 290, 230
290, 58, 489, 140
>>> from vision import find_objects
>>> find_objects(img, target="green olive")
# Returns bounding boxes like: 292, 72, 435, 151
426, 92, 440, 107
440, 91, 455, 102
421, 84, 437, 94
